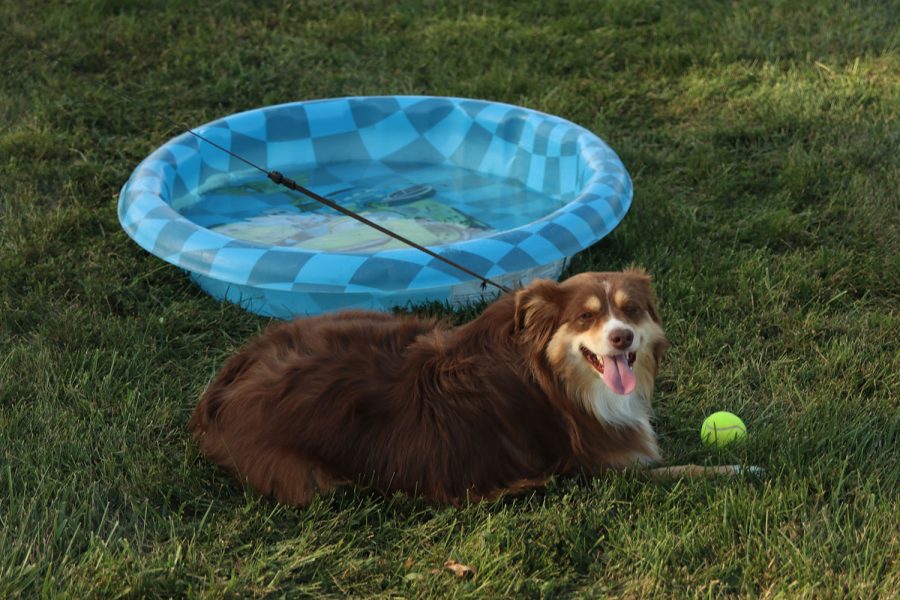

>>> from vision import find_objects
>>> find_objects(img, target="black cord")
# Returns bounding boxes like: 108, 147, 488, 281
31, 46, 514, 295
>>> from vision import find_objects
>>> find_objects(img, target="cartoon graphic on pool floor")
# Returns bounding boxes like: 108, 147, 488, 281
178, 156, 575, 254
203, 184, 493, 252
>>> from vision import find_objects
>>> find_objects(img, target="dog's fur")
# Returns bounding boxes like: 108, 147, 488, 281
189, 269, 680, 506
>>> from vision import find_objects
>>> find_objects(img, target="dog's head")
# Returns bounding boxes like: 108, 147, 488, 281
514, 269, 667, 426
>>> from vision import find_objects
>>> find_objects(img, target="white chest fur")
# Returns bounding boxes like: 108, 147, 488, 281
584, 381, 649, 428
583, 382, 659, 464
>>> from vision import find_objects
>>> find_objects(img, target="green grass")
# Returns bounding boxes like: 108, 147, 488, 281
1, 0, 898, 597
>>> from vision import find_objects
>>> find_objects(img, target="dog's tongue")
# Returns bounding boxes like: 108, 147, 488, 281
602, 354, 636, 395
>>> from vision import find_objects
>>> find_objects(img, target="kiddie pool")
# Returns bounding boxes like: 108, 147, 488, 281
118, 96, 632, 318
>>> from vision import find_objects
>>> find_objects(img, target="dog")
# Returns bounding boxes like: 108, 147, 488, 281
189, 269, 744, 507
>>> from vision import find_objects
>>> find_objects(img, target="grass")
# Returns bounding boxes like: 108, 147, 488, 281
1, 0, 898, 597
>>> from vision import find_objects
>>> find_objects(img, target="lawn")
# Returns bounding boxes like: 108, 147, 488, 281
1, 0, 898, 597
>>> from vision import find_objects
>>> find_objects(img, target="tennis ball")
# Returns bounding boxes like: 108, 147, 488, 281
700, 411, 747, 447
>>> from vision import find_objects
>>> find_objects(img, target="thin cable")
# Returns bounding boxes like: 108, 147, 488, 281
31, 46, 513, 294
266, 171, 512, 292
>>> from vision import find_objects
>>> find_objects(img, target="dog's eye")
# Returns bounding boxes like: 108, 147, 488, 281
579, 311, 594, 321
621, 303, 641, 317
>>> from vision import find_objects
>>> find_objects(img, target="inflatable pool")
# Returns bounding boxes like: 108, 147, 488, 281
118, 96, 632, 318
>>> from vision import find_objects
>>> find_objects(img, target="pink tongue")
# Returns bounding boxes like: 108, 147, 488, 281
602, 354, 636, 395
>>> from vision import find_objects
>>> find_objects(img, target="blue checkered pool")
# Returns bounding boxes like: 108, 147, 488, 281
118, 96, 632, 317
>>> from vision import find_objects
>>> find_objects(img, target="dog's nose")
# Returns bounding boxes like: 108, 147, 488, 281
608, 328, 634, 350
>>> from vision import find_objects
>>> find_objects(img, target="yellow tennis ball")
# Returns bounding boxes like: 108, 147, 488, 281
701, 411, 747, 447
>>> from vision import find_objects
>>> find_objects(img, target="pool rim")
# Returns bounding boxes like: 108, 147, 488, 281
118, 95, 632, 294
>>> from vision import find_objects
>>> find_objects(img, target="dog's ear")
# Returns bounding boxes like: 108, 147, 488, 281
646, 293, 662, 325
514, 279, 564, 346
625, 266, 663, 325
624, 267, 667, 364
652, 336, 669, 367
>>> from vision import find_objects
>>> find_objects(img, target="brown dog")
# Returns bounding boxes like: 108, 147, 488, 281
190, 269, 742, 506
